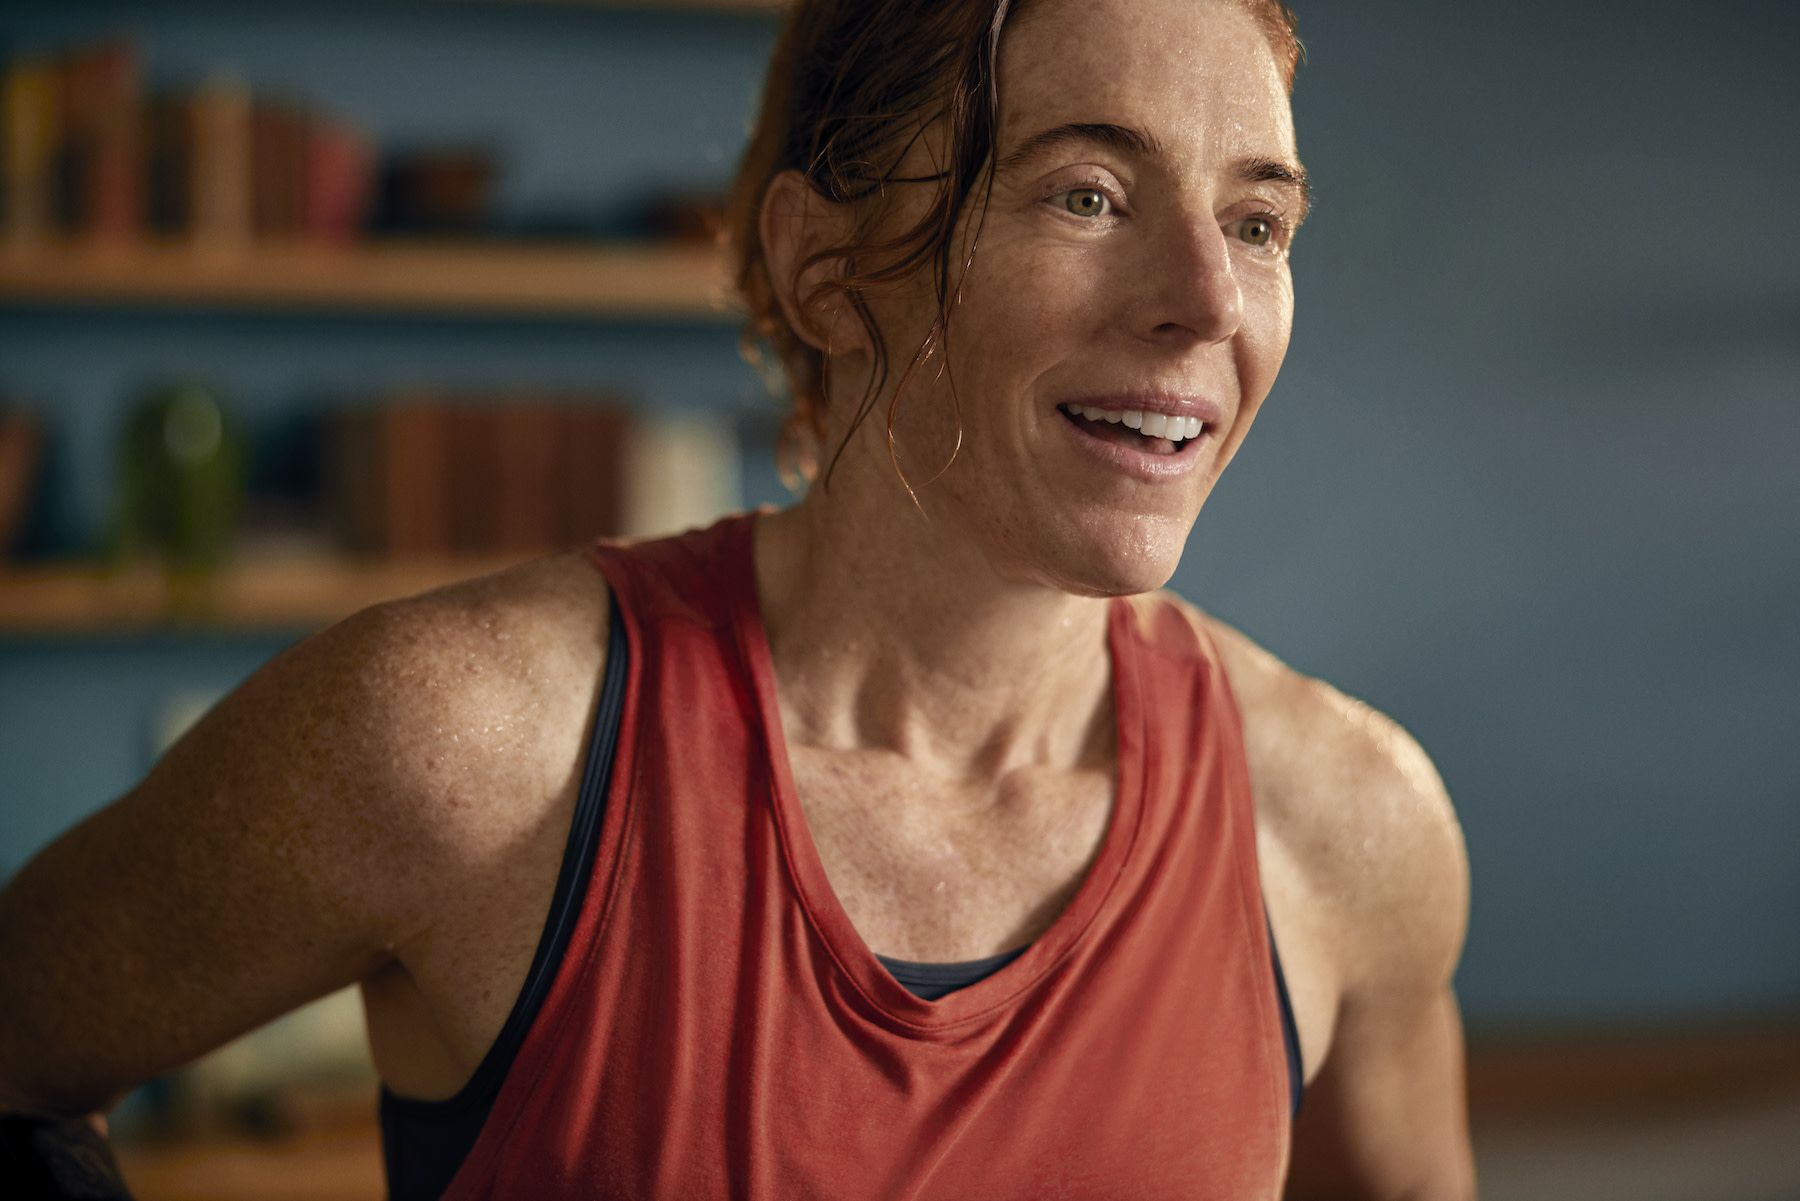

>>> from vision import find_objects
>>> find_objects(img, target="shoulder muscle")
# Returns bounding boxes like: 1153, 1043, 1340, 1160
0, 553, 608, 1115
1189, 606, 1469, 992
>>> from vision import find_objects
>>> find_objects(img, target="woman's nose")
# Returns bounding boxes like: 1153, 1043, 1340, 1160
1130, 215, 1244, 347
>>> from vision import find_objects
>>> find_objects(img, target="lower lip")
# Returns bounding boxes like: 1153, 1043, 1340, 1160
1056, 409, 1212, 481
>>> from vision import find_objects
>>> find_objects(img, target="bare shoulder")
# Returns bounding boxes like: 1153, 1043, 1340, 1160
1163, 611, 1479, 1197
0, 552, 612, 1115
304, 551, 613, 851
189, 552, 612, 865
1163, 596, 1469, 990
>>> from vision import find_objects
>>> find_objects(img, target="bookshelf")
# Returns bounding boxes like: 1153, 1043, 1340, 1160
0, 241, 738, 320
0, 554, 539, 632
0, 3, 768, 635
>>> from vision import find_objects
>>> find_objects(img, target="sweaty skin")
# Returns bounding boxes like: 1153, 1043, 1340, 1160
0, 1, 1472, 1197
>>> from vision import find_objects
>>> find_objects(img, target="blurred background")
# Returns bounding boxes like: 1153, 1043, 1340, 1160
0, 0, 1795, 1197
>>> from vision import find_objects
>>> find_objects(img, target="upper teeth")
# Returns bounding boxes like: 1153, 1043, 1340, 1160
1064, 404, 1204, 441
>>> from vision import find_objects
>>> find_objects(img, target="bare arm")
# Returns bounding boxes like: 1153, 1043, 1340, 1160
0, 603, 436, 1118
1280, 696, 1473, 1200
1200, 612, 1475, 1200
1285, 986, 1472, 1200
0, 557, 607, 1118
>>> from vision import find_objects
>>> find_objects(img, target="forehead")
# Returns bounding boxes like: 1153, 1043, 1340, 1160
996, 0, 1295, 165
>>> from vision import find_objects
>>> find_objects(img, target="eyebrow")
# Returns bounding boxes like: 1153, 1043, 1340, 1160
995, 122, 1166, 173
995, 122, 1311, 223
1238, 155, 1311, 225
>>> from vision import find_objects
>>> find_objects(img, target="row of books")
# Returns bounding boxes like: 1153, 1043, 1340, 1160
1, 38, 372, 251
327, 396, 739, 557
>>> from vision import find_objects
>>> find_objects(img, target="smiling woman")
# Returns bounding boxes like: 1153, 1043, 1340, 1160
0, 2, 1472, 1199
734, 0, 1304, 490
744, 0, 1312, 605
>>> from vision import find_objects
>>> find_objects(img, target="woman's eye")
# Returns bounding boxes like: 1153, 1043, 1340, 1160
1235, 216, 1276, 246
1060, 188, 1110, 218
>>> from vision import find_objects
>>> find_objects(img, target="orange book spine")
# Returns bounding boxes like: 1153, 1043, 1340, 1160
189, 71, 251, 254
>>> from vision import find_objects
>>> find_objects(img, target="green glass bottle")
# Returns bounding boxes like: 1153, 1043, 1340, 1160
118, 381, 245, 614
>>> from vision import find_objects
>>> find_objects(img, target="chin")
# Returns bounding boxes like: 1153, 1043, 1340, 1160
1017, 511, 1195, 599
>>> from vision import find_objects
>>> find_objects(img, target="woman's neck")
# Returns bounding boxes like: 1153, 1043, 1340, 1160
754, 472, 1115, 784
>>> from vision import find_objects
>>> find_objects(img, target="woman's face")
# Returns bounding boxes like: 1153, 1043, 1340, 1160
842, 0, 1303, 598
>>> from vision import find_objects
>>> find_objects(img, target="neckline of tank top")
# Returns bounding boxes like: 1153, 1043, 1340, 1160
721, 512, 1152, 1029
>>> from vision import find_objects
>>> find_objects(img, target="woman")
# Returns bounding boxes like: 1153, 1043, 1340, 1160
0, 0, 1474, 1196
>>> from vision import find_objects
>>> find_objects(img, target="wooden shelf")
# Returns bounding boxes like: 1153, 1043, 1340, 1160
0, 555, 539, 633
0, 241, 739, 320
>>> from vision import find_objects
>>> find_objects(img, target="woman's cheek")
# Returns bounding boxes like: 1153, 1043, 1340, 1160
1238, 263, 1294, 382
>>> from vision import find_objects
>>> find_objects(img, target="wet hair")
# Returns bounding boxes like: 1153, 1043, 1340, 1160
727, 0, 1301, 484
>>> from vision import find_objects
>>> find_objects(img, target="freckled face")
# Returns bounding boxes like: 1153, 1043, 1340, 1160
866, 0, 1301, 597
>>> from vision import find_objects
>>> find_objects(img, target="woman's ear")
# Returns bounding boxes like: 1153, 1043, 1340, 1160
760, 170, 867, 355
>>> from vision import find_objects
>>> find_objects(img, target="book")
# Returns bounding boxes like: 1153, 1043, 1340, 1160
561, 402, 629, 545
0, 408, 43, 556
300, 115, 371, 246
63, 39, 142, 245
144, 91, 193, 238
495, 399, 560, 552
381, 398, 450, 555
2, 55, 59, 248
445, 402, 501, 553
251, 97, 305, 241
189, 71, 251, 254
331, 395, 648, 559
328, 400, 451, 556
326, 407, 381, 554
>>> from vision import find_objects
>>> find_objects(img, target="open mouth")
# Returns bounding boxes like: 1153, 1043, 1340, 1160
1058, 403, 1205, 455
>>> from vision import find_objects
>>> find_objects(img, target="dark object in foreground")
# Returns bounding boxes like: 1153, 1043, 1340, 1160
0, 1116, 135, 1200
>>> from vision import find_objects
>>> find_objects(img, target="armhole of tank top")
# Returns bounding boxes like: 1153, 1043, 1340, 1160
380, 589, 630, 1201
1184, 607, 1303, 1122
1266, 915, 1304, 1122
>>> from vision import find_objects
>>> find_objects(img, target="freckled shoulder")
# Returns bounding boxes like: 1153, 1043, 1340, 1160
0, 553, 616, 1116
1151, 593, 1469, 992
320, 551, 614, 861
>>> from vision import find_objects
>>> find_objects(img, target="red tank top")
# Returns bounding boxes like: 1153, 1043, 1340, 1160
442, 514, 1290, 1200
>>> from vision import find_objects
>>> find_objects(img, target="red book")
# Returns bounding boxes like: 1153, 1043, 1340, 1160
56, 39, 141, 243
301, 115, 371, 246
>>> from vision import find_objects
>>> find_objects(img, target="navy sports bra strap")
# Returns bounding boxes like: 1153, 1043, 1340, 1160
381, 592, 630, 1201
1269, 922, 1305, 1121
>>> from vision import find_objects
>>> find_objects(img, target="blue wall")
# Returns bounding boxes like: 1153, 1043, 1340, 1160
1173, 0, 1800, 1025
3, 0, 1797, 1031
